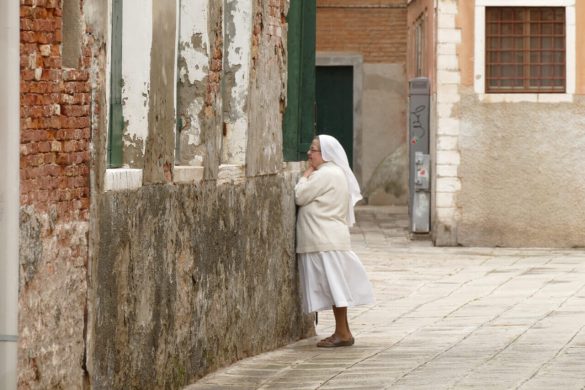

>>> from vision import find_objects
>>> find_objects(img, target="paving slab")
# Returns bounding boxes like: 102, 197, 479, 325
185, 206, 585, 389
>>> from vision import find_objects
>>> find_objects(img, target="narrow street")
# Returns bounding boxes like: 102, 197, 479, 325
186, 206, 585, 389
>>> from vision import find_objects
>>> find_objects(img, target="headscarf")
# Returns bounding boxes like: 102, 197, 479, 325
318, 134, 363, 226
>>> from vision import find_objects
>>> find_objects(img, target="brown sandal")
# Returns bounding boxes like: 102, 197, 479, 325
317, 335, 355, 348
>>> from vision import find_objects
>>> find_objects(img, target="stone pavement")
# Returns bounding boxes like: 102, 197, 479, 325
185, 206, 585, 389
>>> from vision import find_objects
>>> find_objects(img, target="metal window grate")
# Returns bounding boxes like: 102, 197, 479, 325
486, 7, 565, 93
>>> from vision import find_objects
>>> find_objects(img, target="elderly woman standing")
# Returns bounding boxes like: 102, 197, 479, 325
295, 134, 375, 347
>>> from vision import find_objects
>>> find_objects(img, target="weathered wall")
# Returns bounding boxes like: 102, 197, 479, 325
18, 0, 312, 388
316, 0, 409, 205
85, 0, 313, 388
89, 176, 309, 389
19, 0, 91, 387
245, 0, 288, 176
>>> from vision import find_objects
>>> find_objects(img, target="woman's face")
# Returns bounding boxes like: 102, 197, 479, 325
307, 138, 325, 169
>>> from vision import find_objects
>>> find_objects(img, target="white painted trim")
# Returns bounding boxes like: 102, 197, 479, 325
474, 6, 486, 93
474, 1, 576, 97
566, 5, 576, 94
477, 93, 574, 103
477, 0, 574, 5
104, 169, 143, 192
0, 0, 20, 386
105, 0, 112, 170
173, 0, 180, 164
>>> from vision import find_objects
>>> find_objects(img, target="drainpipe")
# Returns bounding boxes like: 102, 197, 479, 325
0, 0, 20, 388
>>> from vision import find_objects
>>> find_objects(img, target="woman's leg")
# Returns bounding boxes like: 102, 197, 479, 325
317, 305, 354, 347
332, 305, 352, 341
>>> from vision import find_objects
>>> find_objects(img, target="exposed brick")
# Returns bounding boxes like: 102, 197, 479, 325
61, 104, 89, 117
316, 2, 407, 64
63, 69, 89, 81
19, 0, 92, 225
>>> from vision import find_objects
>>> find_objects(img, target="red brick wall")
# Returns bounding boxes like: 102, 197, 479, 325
20, 0, 90, 219
316, 0, 408, 63
19, 0, 90, 387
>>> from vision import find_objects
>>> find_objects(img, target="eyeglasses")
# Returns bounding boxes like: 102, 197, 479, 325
308, 148, 321, 154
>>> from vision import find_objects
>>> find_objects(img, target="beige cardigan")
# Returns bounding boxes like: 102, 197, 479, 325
294, 162, 351, 253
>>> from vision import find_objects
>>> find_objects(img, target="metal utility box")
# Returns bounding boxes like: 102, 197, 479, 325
408, 78, 431, 233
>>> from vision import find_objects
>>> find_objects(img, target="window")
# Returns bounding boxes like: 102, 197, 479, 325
485, 7, 565, 93
414, 15, 425, 78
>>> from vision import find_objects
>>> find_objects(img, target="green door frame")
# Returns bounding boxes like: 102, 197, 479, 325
108, 0, 124, 168
283, 0, 316, 161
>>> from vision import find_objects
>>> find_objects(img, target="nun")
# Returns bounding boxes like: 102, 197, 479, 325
295, 134, 375, 347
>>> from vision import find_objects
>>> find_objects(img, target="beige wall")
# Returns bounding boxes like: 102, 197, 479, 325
446, 0, 585, 247
361, 64, 408, 205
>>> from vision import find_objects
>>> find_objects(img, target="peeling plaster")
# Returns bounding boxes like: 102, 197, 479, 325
222, 0, 253, 165
179, 0, 210, 84
121, 0, 153, 162
123, 132, 145, 167
176, 0, 211, 165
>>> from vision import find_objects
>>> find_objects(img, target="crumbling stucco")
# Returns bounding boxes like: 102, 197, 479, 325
176, 0, 211, 166
222, 0, 253, 165
120, 0, 152, 167
82, 1, 312, 388
246, 0, 288, 176
90, 176, 312, 389
143, 0, 177, 183
122, 132, 145, 167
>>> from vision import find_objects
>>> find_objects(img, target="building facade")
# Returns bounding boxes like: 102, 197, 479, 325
316, 0, 409, 205
3, 0, 314, 388
408, 0, 585, 246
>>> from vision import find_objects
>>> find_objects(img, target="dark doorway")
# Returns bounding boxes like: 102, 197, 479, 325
316, 66, 354, 168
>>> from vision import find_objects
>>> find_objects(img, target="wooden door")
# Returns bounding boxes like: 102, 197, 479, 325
315, 66, 354, 168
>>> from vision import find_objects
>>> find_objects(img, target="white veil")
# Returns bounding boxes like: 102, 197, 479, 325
318, 135, 363, 226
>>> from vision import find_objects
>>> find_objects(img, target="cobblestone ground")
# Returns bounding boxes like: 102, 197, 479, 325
186, 206, 585, 390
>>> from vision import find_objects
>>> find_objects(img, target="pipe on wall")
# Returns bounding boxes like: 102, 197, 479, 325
0, 0, 20, 388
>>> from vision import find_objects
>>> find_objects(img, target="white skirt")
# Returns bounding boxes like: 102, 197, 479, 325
298, 250, 375, 314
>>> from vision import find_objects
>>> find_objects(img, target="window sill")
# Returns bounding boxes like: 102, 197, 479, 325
104, 168, 143, 192
477, 93, 574, 104
174, 165, 204, 184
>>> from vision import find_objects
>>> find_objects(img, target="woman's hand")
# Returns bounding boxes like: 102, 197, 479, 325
303, 165, 315, 178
